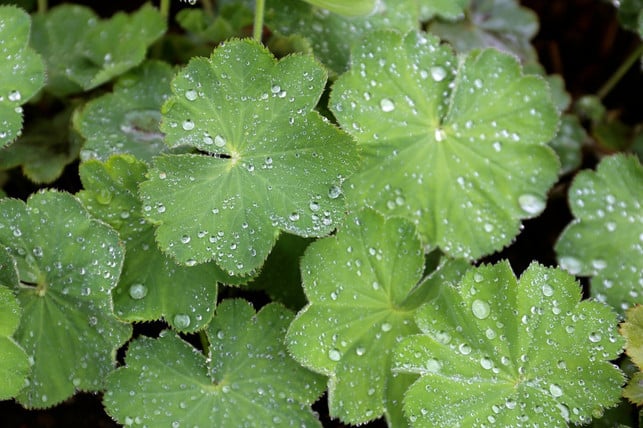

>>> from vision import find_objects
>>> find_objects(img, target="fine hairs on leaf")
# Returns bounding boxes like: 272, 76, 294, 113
0, 0, 641, 427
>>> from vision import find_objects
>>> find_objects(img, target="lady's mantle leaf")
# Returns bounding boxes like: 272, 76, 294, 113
31, 4, 165, 95
555, 154, 643, 314
104, 299, 325, 427
0, 247, 31, 400
286, 208, 470, 424
394, 262, 625, 427
621, 305, 643, 405
139, 39, 358, 275
0, 5, 45, 148
331, 31, 559, 260
77, 155, 235, 332
266, 0, 419, 74
0, 191, 132, 408
75, 61, 173, 163
302, 0, 377, 16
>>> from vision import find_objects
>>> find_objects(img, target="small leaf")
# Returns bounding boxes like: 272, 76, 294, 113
0, 107, 81, 183
286, 208, 470, 423
266, 0, 419, 74
0, 247, 30, 400
301, 0, 377, 16
555, 154, 643, 314
77, 155, 237, 332
623, 372, 643, 405
621, 305, 643, 369
427, 0, 539, 62
0, 190, 132, 408
31, 4, 165, 95
104, 299, 325, 427
0, 5, 45, 148
394, 261, 625, 427
75, 61, 174, 163
331, 31, 559, 260
548, 114, 586, 176
139, 39, 358, 275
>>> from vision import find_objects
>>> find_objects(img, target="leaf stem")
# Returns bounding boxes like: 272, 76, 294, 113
597, 42, 643, 100
253, 0, 266, 42
37, 0, 47, 13
198, 330, 210, 352
160, 0, 170, 19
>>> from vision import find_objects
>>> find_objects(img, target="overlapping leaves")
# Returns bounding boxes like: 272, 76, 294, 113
394, 261, 625, 427
0, 191, 131, 408
621, 305, 643, 405
555, 154, 643, 313
104, 299, 325, 427
77, 155, 234, 332
31, 4, 165, 95
139, 38, 358, 275
74, 61, 174, 163
331, 30, 559, 260
0, 5, 45, 148
286, 209, 469, 424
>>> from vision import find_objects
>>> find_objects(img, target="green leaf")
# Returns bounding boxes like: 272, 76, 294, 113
0, 5, 45, 148
77, 155, 236, 332
139, 39, 358, 275
0, 107, 81, 183
394, 261, 625, 427
548, 114, 586, 176
104, 299, 325, 427
0, 190, 132, 408
418, 0, 469, 21
266, 0, 419, 74
75, 61, 175, 163
555, 154, 643, 314
301, 0, 376, 16
623, 372, 643, 405
427, 0, 539, 63
0, 247, 31, 400
31, 4, 165, 95
286, 208, 470, 424
617, 0, 643, 33
330, 31, 559, 260
621, 305, 643, 369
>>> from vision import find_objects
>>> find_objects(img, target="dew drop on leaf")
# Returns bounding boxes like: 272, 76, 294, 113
379, 98, 395, 112
559, 256, 582, 275
471, 299, 490, 319
425, 358, 442, 373
588, 332, 601, 343
541, 284, 554, 296
8, 90, 22, 102
184, 90, 197, 101
328, 185, 342, 199
518, 194, 546, 216
430, 66, 446, 82
128, 283, 148, 300
549, 384, 563, 397
214, 135, 226, 147
381, 322, 392, 332
96, 189, 113, 205
182, 119, 195, 131
328, 348, 341, 361
173, 314, 191, 329
355, 346, 366, 356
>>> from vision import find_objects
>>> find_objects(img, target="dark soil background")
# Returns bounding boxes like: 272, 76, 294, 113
1, 0, 641, 427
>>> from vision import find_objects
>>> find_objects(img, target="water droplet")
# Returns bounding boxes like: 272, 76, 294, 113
289, 212, 300, 221
182, 119, 195, 131
425, 358, 442, 373
96, 189, 113, 204
181, 235, 191, 244
380, 98, 395, 112
430, 66, 446, 81
471, 299, 490, 319
559, 256, 582, 275
185, 90, 198, 101
214, 135, 226, 147
8, 90, 21, 102
434, 128, 446, 142
203, 135, 213, 145
309, 201, 320, 211
271, 84, 281, 94
129, 283, 148, 300
588, 332, 601, 343
355, 346, 366, 356
518, 194, 545, 215
458, 343, 471, 355
173, 314, 191, 329
381, 322, 392, 332
480, 357, 493, 370
328, 349, 341, 361
328, 185, 341, 199
32, 247, 43, 257
541, 284, 554, 297
591, 259, 607, 270
549, 384, 563, 397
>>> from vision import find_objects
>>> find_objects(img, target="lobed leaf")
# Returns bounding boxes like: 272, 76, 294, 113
104, 299, 325, 427
394, 261, 625, 427
0, 5, 45, 149
139, 38, 358, 275
75, 61, 175, 163
418, 0, 469, 21
266, 0, 419, 74
31, 4, 165, 95
555, 154, 643, 314
621, 305, 643, 405
287, 208, 470, 424
77, 155, 237, 332
0, 247, 31, 400
0, 190, 132, 408
331, 30, 559, 260
548, 114, 585, 176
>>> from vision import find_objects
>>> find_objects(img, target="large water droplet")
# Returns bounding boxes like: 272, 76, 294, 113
96, 189, 113, 205
541, 284, 554, 297
559, 256, 582, 275
425, 358, 442, 373
549, 384, 563, 398
182, 120, 195, 131
214, 135, 226, 147
381, 322, 392, 332
471, 299, 490, 319
380, 98, 395, 112
8, 90, 21, 102
430, 66, 446, 82
328, 185, 341, 199
328, 349, 341, 361
185, 90, 198, 101
518, 194, 545, 216
173, 314, 191, 329
129, 283, 148, 300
